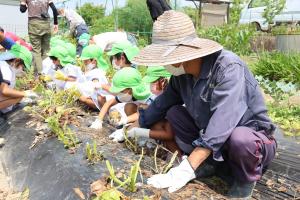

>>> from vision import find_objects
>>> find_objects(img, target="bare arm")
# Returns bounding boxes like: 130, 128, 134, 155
188, 147, 212, 170
65, 76, 76, 82
0, 83, 25, 98
98, 98, 118, 121
126, 112, 139, 123
0, 32, 4, 43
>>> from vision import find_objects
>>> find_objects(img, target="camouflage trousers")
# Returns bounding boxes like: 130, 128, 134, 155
28, 18, 51, 74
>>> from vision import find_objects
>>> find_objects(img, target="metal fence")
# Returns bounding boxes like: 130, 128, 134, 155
0, 24, 28, 37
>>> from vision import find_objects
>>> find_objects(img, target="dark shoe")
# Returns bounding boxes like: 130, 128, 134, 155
0, 111, 7, 120
227, 180, 256, 199
194, 161, 216, 178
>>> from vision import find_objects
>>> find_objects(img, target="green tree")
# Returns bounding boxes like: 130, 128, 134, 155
116, 0, 152, 33
230, 0, 248, 24
90, 15, 115, 35
262, 0, 286, 26
77, 3, 105, 26
182, 7, 198, 26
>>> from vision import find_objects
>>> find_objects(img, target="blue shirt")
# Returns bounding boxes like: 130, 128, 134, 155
139, 50, 275, 161
0, 37, 15, 50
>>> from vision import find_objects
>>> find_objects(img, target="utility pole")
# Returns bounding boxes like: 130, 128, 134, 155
112, 0, 118, 31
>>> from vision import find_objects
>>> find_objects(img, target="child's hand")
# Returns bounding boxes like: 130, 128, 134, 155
55, 71, 67, 81
90, 118, 103, 129
40, 75, 52, 82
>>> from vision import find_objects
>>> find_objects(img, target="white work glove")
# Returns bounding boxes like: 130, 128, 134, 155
108, 127, 150, 142
24, 90, 39, 99
20, 97, 36, 105
114, 115, 128, 126
108, 129, 125, 142
127, 127, 150, 138
147, 158, 196, 193
90, 118, 103, 129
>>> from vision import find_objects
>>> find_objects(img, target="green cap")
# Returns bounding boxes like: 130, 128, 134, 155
64, 42, 76, 59
109, 67, 151, 100
50, 36, 65, 48
78, 33, 91, 48
107, 41, 139, 62
48, 45, 74, 66
143, 66, 171, 83
80, 45, 109, 71
10, 44, 32, 70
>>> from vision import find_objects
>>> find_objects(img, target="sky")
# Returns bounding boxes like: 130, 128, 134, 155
57, 0, 195, 15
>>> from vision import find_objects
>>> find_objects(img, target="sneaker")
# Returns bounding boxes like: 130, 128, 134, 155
227, 180, 256, 199
0, 138, 5, 148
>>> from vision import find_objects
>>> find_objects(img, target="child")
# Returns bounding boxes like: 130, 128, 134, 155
143, 66, 170, 101
42, 38, 76, 81
48, 45, 84, 90
0, 44, 38, 113
78, 45, 113, 110
109, 66, 171, 142
107, 41, 139, 70
101, 41, 140, 92
90, 67, 150, 130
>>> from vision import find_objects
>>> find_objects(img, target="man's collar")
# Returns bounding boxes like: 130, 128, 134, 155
199, 50, 222, 79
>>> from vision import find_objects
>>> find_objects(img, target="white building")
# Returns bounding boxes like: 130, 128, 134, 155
0, 0, 28, 36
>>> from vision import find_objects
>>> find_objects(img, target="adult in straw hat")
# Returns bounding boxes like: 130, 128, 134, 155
129, 11, 277, 198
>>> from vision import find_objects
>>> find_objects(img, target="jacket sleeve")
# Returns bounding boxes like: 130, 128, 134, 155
146, 0, 164, 21
49, 2, 58, 25
192, 63, 248, 161
139, 76, 183, 128
159, 0, 171, 11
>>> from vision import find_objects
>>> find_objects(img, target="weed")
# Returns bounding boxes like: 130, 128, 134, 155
15, 69, 38, 90
268, 103, 300, 137
198, 24, 255, 56
93, 188, 122, 200
106, 149, 144, 192
20, 187, 30, 200
255, 76, 300, 137
24, 83, 82, 149
123, 127, 138, 153
152, 143, 180, 174
45, 113, 80, 149
162, 151, 178, 174
86, 141, 104, 164
253, 52, 300, 85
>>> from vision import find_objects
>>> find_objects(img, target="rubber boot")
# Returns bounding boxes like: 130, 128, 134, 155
194, 161, 216, 178
227, 180, 256, 199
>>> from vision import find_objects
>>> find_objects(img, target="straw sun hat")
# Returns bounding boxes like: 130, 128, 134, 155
132, 10, 223, 66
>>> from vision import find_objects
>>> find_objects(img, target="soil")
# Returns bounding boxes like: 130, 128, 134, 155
0, 109, 299, 200
0, 155, 23, 200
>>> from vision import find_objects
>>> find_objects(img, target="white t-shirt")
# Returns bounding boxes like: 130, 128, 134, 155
0, 61, 15, 89
54, 64, 85, 90
0, 61, 16, 113
78, 68, 114, 110
92, 32, 129, 51
42, 57, 56, 88
42, 57, 55, 77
